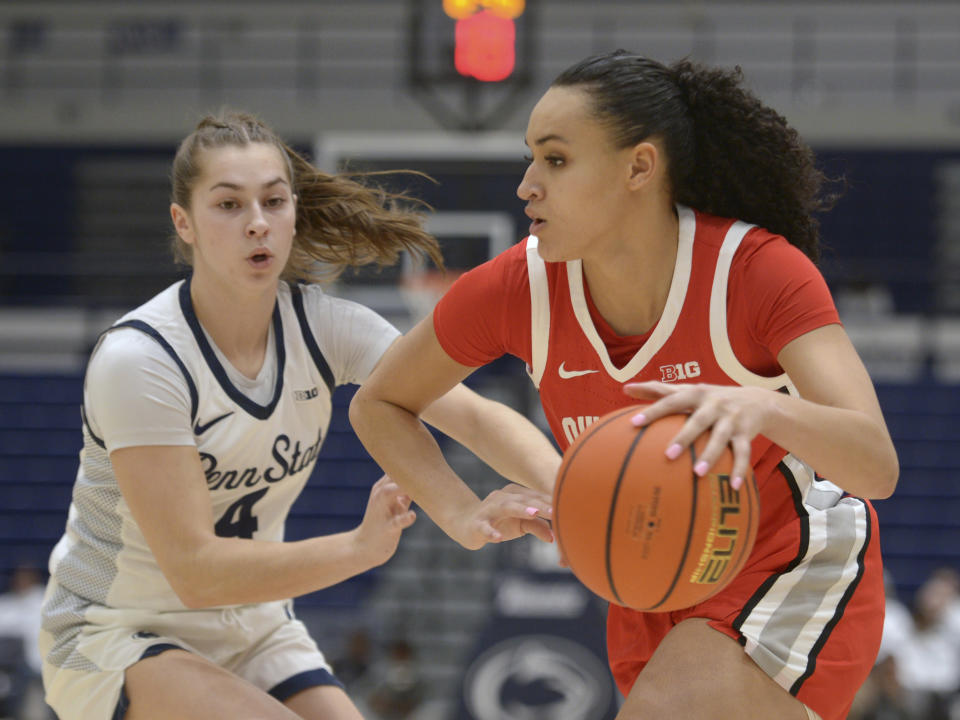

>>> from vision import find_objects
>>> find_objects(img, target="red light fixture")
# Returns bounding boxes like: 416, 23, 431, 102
445, 0, 524, 82
454, 10, 515, 82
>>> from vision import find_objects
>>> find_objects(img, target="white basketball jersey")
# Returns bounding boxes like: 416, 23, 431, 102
44, 280, 397, 625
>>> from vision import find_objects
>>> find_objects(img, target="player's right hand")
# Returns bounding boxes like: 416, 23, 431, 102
354, 475, 416, 567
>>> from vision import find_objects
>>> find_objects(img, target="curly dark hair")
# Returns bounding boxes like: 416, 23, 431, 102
552, 50, 838, 261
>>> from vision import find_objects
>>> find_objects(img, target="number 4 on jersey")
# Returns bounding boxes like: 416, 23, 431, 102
215, 487, 269, 539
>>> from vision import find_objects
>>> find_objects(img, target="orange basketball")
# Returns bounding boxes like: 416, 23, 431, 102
552, 406, 759, 612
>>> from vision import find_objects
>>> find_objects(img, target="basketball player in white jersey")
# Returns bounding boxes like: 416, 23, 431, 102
350, 52, 899, 720
39, 111, 557, 720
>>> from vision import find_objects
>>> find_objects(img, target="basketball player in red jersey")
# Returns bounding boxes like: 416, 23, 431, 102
351, 51, 898, 720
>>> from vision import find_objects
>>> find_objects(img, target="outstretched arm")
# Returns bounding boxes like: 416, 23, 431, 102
112, 445, 415, 609
350, 314, 555, 550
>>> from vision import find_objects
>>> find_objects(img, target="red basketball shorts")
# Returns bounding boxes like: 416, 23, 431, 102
607, 456, 885, 720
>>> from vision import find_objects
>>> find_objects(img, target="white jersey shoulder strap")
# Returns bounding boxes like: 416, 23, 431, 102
525, 236, 551, 388
709, 221, 797, 395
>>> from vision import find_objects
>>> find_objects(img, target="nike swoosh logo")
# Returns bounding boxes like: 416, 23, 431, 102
193, 411, 234, 435
558, 362, 599, 379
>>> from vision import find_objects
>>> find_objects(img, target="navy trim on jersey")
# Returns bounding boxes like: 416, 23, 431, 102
269, 668, 344, 701
289, 284, 336, 396
788, 497, 873, 695
731, 460, 810, 644
80, 403, 106, 449
178, 278, 286, 420
114, 319, 200, 423
112, 644, 186, 720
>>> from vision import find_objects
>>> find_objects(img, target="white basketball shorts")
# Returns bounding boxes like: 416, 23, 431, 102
40, 589, 338, 720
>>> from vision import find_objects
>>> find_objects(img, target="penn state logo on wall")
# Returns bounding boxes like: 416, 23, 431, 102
462, 634, 613, 720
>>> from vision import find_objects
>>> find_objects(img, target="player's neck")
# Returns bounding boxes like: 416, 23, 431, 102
189, 272, 276, 378
581, 207, 679, 337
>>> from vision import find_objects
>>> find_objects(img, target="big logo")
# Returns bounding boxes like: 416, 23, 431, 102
659, 361, 701, 382
462, 635, 612, 720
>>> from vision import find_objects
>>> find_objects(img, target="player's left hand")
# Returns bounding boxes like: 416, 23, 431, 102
623, 381, 773, 490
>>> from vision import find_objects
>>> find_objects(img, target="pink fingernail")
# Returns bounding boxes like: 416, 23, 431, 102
731, 476, 744, 491
631, 413, 646, 427
694, 460, 709, 476
665, 443, 683, 460
525, 506, 539, 517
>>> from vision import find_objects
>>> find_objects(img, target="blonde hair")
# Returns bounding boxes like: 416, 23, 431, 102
170, 110, 442, 281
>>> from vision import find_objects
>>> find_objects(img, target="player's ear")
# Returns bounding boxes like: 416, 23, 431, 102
170, 203, 195, 245
626, 141, 658, 191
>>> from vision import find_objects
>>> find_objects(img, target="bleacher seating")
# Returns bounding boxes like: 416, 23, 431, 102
871, 383, 960, 599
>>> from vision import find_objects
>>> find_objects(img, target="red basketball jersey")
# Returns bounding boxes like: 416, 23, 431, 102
436, 205, 835, 485
524, 208, 803, 483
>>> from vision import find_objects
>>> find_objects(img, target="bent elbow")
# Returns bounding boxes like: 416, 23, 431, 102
167, 572, 217, 609
175, 590, 210, 610
873, 461, 900, 500
350, 386, 415, 439
867, 447, 900, 500
161, 554, 223, 609
348, 387, 373, 438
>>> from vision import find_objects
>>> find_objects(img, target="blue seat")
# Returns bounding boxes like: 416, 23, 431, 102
0, 543, 55, 575
0, 402, 80, 430
882, 557, 950, 602
877, 525, 960, 557
892, 440, 957, 470
0, 455, 79, 484
285, 515, 362, 539
875, 495, 960, 526
299, 572, 377, 609
318, 431, 370, 459
886, 414, 960, 442
0, 375, 83, 404
887, 468, 960, 497
0, 511, 65, 542
0, 429, 81, 455
310, 459, 382, 487
295, 485, 369, 514
0, 482, 73, 511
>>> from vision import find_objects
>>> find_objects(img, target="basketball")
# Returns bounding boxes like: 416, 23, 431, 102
552, 406, 759, 612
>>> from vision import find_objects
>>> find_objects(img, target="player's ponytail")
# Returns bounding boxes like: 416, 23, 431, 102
552, 51, 837, 261
170, 110, 442, 281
